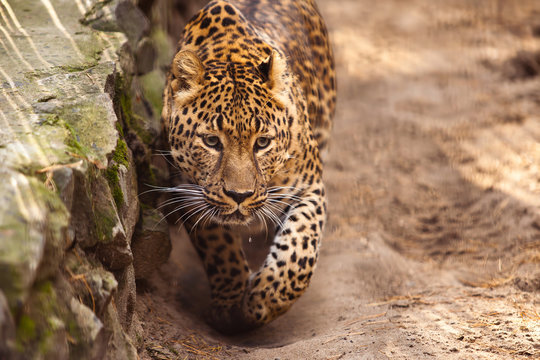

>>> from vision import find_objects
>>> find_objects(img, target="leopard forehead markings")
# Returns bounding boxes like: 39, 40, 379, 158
161, 0, 336, 333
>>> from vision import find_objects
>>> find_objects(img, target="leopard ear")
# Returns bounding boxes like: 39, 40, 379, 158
257, 50, 287, 92
171, 50, 205, 103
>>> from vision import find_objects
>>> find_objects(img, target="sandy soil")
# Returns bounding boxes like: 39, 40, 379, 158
136, 0, 540, 358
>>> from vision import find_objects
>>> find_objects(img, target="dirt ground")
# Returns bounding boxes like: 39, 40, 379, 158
135, 0, 540, 359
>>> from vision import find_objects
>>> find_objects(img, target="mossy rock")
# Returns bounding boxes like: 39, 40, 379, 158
0, 171, 68, 311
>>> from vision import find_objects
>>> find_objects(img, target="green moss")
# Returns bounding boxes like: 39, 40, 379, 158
133, 114, 154, 144
58, 63, 97, 73
151, 29, 174, 66
75, 32, 105, 64
111, 181, 124, 207
103, 138, 129, 208
116, 77, 154, 144
105, 164, 124, 207
66, 319, 79, 340
139, 70, 164, 118
63, 121, 90, 157
17, 315, 36, 341
112, 139, 129, 167
41, 114, 60, 126
94, 207, 117, 242
147, 165, 157, 184
13, 281, 69, 357
120, 92, 134, 128
116, 121, 124, 137
34, 281, 58, 317
38, 281, 54, 296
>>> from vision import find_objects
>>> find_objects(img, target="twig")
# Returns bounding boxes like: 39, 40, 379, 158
343, 311, 386, 326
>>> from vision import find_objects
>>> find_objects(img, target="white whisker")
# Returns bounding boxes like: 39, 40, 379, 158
267, 198, 294, 208
255, 210, 269, 241
267, 185, 304, 193
156, 199, 204, 212
155, 200, 204, 227
190, 207, 214, 234
178, 203, 209, 228
261, 206, 284, 230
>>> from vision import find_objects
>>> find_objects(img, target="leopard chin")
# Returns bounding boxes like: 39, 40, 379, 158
217, 210, 253, 226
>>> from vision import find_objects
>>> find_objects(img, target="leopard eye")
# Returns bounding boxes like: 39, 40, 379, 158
255, 136, 271, 151
203, 135, 221, 149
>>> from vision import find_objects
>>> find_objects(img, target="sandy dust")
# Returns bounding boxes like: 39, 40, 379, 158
136, 0, 540, 358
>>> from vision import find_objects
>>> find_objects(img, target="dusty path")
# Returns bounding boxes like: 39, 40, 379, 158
137, 0, 540, 359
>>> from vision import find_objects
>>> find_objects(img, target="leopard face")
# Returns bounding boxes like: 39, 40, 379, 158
166, 50, 299, 225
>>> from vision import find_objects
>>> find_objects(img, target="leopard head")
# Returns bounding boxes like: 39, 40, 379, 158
163, 49, 301, 225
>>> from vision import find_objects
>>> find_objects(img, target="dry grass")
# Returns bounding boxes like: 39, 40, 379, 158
65, 265, 96, 313
459, 275, 515, 289
367, 292, 434, 307
170, 333, 224, 360
342, 311, 386, 326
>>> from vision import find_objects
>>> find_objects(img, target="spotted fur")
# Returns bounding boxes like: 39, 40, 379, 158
161, 0, 336, 333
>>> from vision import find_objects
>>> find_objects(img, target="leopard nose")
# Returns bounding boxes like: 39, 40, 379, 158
223, 188, 254, 204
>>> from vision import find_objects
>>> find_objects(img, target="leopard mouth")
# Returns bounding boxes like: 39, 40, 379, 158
219, 209, 250, 224
221, 209, 248, 222
203, 193, 266, 225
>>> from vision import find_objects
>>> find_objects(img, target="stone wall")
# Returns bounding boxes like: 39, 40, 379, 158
0, 0, 179, 358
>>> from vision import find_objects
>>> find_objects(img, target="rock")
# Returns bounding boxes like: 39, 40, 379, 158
69, 167, 100, 249
86, 269, 119, 318
0, 291, 15, 358
93, 174, 133, 271
12, 280, 72, 360
0, 171, 68, 309
0, 0, 164, 358
53, 167, 76, 212
114, 141, 140, 245
135, 37, 157, 75
114, 265, 137, 332
115, 1, 151, 46
102, 304, 138, 360
118, 42, 137, 77
81, 0, 122, 33
132, 209, 171, 280
514, 272, 540, 292
70, 297, 109, 360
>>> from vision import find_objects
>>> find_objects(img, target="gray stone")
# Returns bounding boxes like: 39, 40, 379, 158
135, 37, 157, 75
80, 0, 122, 33
132, 209, 171, 280
92, 174, 133, 270
114, 264, 136, 332
86, 269, 119, 318
32, 98, 63, 114
70, 297, 109, 360
118, 42, 137, 77
70, 167, 99, 249
53, 167, 76, 211
116, 146, 140, 245
103, 303, 138, 360
115, 1, 151, 46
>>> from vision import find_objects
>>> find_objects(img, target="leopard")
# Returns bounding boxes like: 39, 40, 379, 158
161, 0, 336, 333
